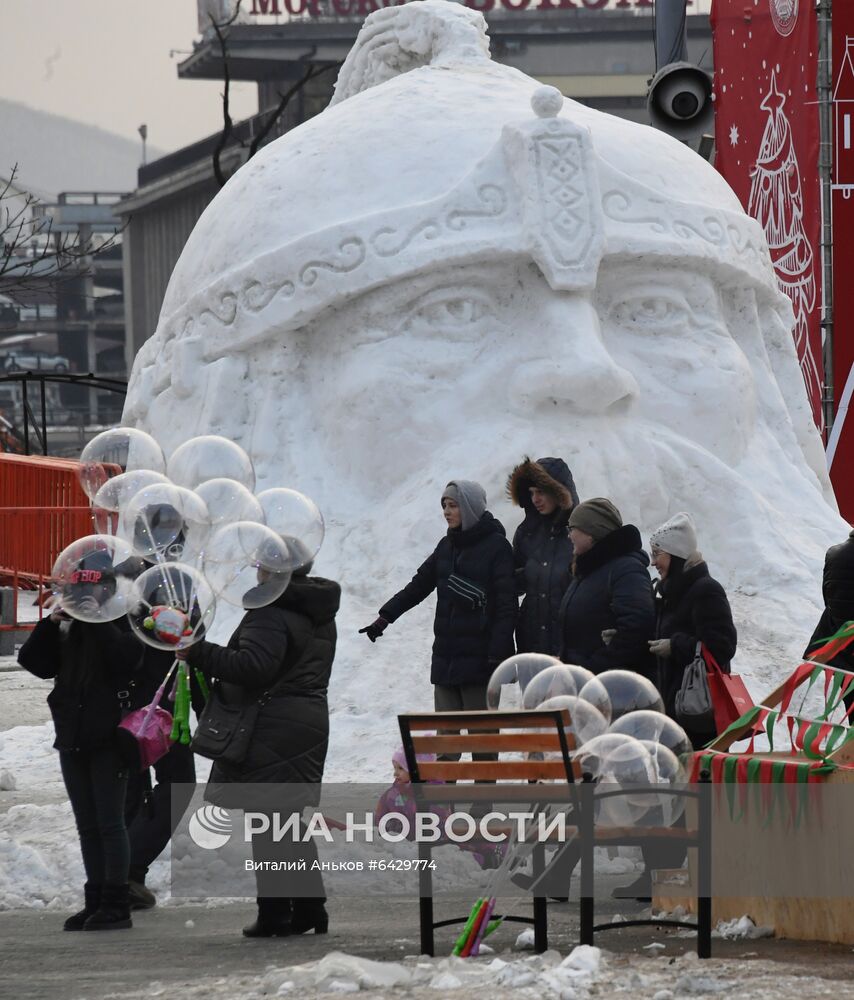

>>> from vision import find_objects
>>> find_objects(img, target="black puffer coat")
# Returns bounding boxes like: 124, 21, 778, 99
559, 524, 656, 677
380, 511, 516, 686
805, 530, 854, 706
507, 457, 579, 655
187, 575, 341, 807
653, 559, 737, 718
18, 617, 142, 751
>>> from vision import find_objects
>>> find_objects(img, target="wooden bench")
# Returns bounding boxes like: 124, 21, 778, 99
398, 709, 712, 957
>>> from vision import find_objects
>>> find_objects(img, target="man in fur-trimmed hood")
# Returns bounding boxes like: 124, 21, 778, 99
507, 456, 579, 655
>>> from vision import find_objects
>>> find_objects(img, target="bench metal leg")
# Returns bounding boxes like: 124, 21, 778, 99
579, 778, 595, 946
697, 772, 712, 959
532, 841, 548, 953
419, 842, 434, 956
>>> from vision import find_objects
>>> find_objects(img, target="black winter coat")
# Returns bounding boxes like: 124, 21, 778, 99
653, 560, 737, 718
18, 617, 142, 751
509, 457, 579, 655
188, 575, 341, 807
380, 511, 516, 686
805, 531, 854, 705
559, 524, 656, 677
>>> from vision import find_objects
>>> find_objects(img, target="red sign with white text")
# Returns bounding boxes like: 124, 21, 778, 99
711, 0, 825, 438
828, 9, 854, 523
248, 0, 663, 15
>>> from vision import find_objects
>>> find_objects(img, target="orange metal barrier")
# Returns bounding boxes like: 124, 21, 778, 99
0, 454, 96, 581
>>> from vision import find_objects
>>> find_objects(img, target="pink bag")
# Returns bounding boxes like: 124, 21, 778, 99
116, 665, 176, 771
117, 705, 174, 770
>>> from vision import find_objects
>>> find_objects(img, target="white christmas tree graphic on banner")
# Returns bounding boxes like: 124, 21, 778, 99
748, 69, 823, 432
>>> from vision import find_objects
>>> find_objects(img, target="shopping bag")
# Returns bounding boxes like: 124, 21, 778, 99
705, 646, 753, 734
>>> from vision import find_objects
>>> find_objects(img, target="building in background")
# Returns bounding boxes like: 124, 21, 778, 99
118, 0, 713, 359
0, 99, 143, 447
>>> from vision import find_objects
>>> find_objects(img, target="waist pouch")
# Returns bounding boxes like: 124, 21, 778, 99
446, 573, 488, 612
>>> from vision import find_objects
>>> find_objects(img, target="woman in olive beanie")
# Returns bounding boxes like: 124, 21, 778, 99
559, 498, 656, 676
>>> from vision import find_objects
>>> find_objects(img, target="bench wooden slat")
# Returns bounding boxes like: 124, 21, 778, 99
440, 819, 699, 842
413, 784, 583, 803
418, 760, 574, 781
412, 733, 576, 754
403, 710, 571, 731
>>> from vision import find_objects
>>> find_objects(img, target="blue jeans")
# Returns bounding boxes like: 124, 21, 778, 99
59, 747, 130, 885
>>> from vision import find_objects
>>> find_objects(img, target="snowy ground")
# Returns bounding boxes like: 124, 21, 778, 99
2, 901, 853, 1000
4, 664, 854, 999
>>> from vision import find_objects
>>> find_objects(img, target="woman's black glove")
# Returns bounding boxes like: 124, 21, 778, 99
359, 617, 389, 642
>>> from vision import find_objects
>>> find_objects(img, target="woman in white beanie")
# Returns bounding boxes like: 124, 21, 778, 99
647, 512, 737, 749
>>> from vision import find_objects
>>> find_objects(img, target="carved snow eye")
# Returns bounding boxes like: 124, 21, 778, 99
405, 289, 496, 339
608, 293, 690, 333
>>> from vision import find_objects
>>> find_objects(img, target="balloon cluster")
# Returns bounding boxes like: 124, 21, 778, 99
487, 654, 690, 826
54, 427, 325, 645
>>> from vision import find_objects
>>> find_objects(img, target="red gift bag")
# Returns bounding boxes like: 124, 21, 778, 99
704, 644, 754, 734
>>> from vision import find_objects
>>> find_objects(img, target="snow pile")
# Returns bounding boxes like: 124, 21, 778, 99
262, 946, 603, 997
713, 915, 774, 941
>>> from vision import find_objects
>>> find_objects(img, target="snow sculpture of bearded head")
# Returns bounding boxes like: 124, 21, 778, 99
125, 0, 845, 701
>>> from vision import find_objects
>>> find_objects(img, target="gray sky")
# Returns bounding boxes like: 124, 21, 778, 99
0, 0, 257, 154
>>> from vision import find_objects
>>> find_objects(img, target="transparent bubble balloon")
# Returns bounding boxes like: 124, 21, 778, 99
571, 732, 637, 779
256, 488, 325, 570
559, 663, 596, 691
577, 676, 613, 724
128, 562, 216, 651
167, 435, 255, 493
593, 670, 664, 722
121, 483, 210, 562
93, 469, 170, 513
486, 653, 561, 710
195, 478, 264, 528
204, 522, 293, 609
537, 695, 608, 748
574, 734, 657, 826
639, 740, 688, 825
609, 711, 693, 759
52, 534, 138, 623
522, 665, 578, 709
79, 428, 166, 502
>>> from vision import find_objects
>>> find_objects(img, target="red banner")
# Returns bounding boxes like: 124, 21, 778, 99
711, 1, 824, 436
828, 9, 854, 521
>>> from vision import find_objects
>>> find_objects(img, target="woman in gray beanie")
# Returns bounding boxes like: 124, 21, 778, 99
360, 481, 516, 714
648, 512, 737, 749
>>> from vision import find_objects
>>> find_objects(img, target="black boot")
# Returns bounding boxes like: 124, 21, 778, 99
243, 897, 292, 938
128, 880, 156, 910
63, 882, 101, 931
291, 898, 328, 935
83, 883, 133, 930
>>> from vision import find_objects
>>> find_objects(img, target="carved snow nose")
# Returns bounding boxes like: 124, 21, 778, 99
510, 357, 638, 415
508, 298, 639, 415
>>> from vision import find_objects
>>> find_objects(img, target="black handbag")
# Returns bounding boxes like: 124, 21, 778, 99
190, 686, 272, 765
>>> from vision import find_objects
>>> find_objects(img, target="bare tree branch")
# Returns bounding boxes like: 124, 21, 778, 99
0, 163, 124, 305
210, 2, 340, 187
210, 0, 244, 188
247, 60, 341, 159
